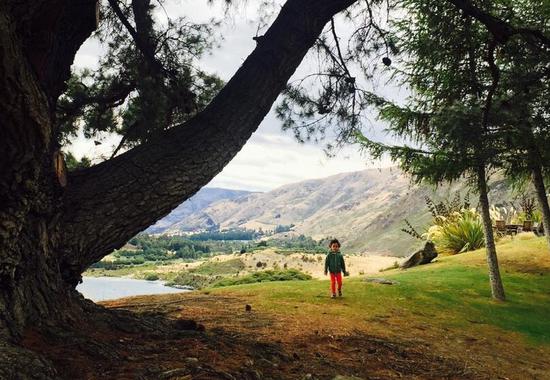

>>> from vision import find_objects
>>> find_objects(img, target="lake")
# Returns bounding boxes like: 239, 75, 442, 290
77, 276, 192, 302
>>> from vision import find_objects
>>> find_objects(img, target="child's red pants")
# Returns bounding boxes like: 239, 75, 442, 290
330, 272, 342, 294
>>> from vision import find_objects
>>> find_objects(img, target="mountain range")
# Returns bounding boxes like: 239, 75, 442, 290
146, 168, 515, 256
145, 188, 252, 234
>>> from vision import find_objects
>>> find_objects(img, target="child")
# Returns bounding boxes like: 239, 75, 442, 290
324, 239, 347, 298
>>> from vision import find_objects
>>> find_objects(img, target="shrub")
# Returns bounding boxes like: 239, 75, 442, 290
212, 269, 311, 287
193, 258, 245, 275
166, 272, 214, 288
144, 273, 159, 281
425, 210, 484, 254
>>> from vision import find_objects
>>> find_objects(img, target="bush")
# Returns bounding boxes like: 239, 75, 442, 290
193, 258, 245, 275
89, 261, 122, 270
166, 272, 216, 288
212, 269, 311, 287
426, 209, 484, 254
144, 273, 159, 281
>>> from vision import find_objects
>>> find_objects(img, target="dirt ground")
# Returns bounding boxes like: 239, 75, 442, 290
21, 290, 549, 380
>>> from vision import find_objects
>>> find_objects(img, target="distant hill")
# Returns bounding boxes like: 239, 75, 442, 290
148, 168, 516, 256
145, 188, 253, 234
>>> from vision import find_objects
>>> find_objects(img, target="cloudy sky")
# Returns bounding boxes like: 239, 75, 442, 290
70, 0, 395, 191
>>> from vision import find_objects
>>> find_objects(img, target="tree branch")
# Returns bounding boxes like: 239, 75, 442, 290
482, 38, 500, 131
16, 0, 99, 103
447, 0, 550, 47
107, 0, 163, 73
58, 0, 359, 284
56, 79, 136, 126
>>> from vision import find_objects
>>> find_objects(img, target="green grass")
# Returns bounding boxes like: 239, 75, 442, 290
191, 258, 245, 275
166, 272, 219, 288
205, 236, 550, 345
378, 265, 550, 343
213, 269, 311, 287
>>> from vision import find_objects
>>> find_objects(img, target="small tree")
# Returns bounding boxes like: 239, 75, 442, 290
356, 2, 509, 300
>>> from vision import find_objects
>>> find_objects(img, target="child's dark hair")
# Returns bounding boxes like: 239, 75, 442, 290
329, 239, 341, 247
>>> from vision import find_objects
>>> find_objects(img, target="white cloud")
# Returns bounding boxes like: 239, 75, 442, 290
207, 131, 390, 191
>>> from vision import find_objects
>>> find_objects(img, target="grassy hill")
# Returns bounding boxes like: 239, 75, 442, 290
207, 234, 550, 341
85, 234, 550, 379
152, 168, 519, 256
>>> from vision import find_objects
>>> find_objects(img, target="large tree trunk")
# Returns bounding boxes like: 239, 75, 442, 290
0, 1, 100, 376
477, 165, 506, 301
0, 0, 98, 334
0, 0, 357, 360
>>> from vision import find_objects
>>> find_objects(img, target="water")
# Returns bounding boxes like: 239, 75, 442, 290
77, 276, 191, 302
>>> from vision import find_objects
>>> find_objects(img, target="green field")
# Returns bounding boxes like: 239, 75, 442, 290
204, 235, 550, 345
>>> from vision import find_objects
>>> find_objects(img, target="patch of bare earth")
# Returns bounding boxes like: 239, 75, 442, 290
21, 293, 490, 380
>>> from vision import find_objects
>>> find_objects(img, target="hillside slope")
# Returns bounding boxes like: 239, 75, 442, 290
146, 187, 253, 234
155, 168, 516, 256
107, 235, 550, 379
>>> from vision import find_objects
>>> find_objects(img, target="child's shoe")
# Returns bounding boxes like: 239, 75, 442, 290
331, 293, 336, 298
338, 290, 342, 297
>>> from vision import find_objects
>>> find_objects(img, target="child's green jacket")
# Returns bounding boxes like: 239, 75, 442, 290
324, 251, 346, 274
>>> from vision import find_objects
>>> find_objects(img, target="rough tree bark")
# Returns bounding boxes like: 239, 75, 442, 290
523, 127, 550, 250
477, 165, 506, 301
531, 164, 550, 250
0, 0, 100, 375
0, 0, 358, 370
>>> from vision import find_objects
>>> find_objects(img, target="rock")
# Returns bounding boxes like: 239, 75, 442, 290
401, 241, 438, 269
245, 304, 252, 312
364, 278, 399, 285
